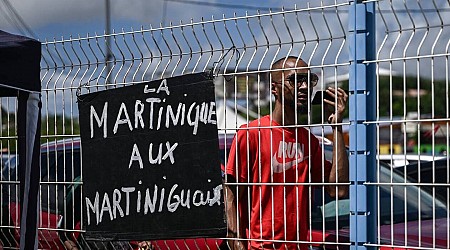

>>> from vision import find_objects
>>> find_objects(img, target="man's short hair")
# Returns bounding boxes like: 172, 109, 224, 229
271, 56, 301, 70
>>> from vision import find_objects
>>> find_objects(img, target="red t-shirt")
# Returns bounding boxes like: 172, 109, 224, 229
226, 115, 331, 250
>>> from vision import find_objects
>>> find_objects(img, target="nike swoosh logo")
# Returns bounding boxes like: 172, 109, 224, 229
271, 154, 308, 173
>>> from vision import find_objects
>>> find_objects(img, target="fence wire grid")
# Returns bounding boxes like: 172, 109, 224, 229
1, 0, 450, 249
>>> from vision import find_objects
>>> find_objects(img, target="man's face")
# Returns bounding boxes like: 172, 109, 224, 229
273, 59, 318, 111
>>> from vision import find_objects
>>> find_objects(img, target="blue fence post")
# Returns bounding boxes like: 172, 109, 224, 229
348, 1, 377, 250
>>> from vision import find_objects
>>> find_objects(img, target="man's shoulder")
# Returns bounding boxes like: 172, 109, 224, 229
246, 115, 271, 128
235, 116, 271, 138
303, 129, 320, 141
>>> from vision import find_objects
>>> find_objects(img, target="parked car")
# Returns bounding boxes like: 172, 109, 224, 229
394, 158, 449, 202
1, 139, 82, 249
308, 146, 449, 249
1, 135, 448, 249
0, 134, 235, 249
0, 155, 18, 248
378, 154, 447, 168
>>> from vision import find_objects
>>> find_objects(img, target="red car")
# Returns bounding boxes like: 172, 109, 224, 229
1, 139, 82, 249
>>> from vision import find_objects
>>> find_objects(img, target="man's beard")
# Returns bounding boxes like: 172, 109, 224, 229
287, 100, 308, 113
298, 104, 307, 113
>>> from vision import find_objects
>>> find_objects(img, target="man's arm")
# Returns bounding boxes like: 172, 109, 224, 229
224, 177, 246, 250
326, 125, 349, 198
324, 87, 349, 198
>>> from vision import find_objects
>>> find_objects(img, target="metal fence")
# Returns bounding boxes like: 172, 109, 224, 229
1, 0, 449, 249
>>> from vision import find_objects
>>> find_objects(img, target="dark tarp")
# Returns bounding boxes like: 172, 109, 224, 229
0, 30, 41, 250
0, 30, 41, 97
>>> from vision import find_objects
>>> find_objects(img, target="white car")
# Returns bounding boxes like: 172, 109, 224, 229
378, 154, 447, 167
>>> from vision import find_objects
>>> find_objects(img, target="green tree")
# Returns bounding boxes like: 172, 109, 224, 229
1, 113, 80, 153
328, 76, 448, 119
40, 115, 80, 143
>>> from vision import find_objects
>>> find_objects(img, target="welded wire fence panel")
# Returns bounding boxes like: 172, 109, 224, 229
371, 0, 450, 249
1, 0, 449, 249
16, 2, 351, 249
36, 2, 348, 249
11, 1, 347, 249
0, 96, 19, 249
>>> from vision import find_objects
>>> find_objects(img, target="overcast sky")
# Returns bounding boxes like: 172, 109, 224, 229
0, 0, 292, 40
1, 0, 448, 67
1, 0, 448, 69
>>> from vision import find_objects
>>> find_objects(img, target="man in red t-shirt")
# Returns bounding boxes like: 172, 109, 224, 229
224, 56, 349, 250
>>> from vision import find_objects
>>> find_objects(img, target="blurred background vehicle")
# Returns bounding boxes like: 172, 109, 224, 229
1, 134, 448, 249
311, 145, 449, 249
0, 133, 235, 249
378, 154, 447, 168
1, 139, 81, 249
394, 158, 450, 202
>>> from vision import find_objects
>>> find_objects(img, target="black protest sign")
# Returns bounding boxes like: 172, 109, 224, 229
78, 73, 226, 241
